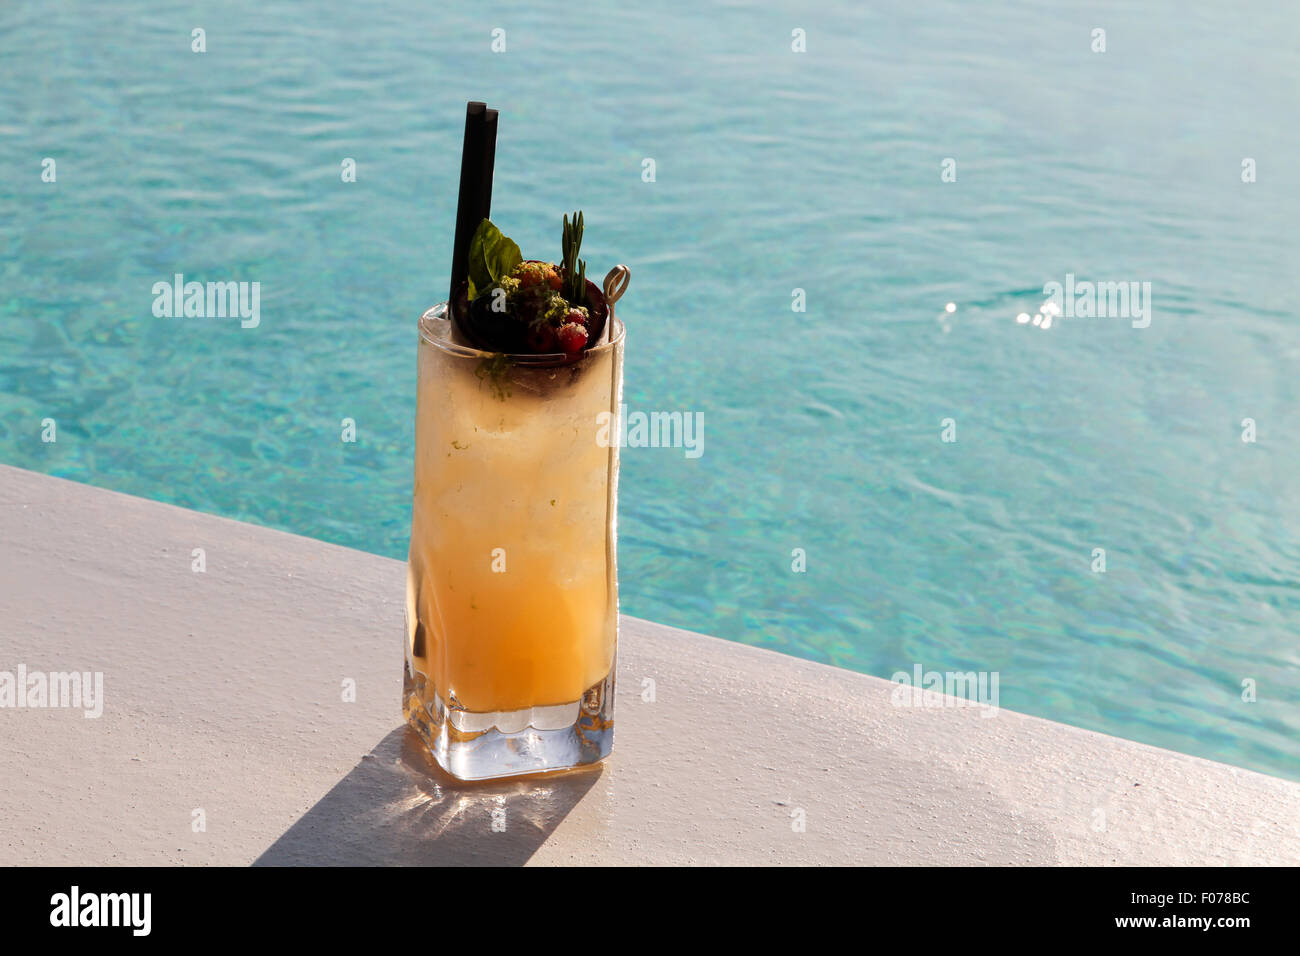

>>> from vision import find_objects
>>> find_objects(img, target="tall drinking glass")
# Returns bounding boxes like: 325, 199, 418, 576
404, 303, 624, 780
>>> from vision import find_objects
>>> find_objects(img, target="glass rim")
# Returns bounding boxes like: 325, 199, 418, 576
419, 302, 625, 363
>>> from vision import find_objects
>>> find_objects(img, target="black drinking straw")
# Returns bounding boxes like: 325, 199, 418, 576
448, 102, 498, 306
478, 107, 498, 221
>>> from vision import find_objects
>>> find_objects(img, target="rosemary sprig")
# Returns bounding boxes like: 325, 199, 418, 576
561, 210, 587, 305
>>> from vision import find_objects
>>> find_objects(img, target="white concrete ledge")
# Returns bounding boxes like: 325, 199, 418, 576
1, 463, 1297, 866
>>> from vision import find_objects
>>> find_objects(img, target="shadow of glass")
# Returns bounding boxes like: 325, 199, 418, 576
253, 726, 602, 866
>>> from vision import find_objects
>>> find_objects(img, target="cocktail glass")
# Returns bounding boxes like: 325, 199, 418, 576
404, 303, 624, 780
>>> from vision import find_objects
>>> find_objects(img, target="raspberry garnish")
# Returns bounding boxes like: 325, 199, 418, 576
557, 322, 588, 354
526, 324, 558, 353
513, 260, 560, 291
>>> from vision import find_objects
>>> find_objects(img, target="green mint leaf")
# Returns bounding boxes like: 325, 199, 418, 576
468, 218, 522, 299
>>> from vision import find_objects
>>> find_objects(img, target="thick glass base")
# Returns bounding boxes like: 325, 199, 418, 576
403, 667, 615, 781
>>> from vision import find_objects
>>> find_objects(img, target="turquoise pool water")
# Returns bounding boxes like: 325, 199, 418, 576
2, 1, 1297, 781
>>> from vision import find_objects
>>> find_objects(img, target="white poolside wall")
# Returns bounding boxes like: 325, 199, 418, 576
0, 463, 1296, 865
